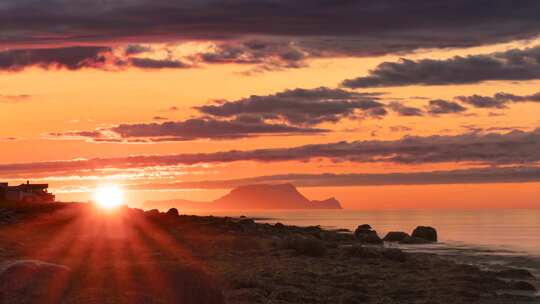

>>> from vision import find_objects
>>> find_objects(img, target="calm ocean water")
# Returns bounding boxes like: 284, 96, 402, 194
192, 209, 540, 256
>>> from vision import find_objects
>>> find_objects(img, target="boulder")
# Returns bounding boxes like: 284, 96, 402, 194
383, 231, 410, 242
0, 260, 71, 303
166, 208, 179, 217
400, 236, 431, 244
357, 231, 383, 244
354, 224, 383, 244
354, 224, 373, 237
145, 209, 160, 217
411, 226, 437, 242
274, 222, 285, 229
356, 224, 372, 230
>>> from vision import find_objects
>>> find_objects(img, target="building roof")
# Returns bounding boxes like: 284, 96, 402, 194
16, 184, 49, 189
0, 183, 49, 190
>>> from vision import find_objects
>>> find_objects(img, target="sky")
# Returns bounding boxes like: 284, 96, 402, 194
1, 1, 539, 208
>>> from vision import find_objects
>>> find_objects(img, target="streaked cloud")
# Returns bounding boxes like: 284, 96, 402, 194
427, 99, 467, 115
129, 166, 540, 190
47, 117, 327, 142
4, 128, 539, 178
457, 92, 540, 109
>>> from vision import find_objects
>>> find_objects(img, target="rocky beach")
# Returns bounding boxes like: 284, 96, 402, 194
0, 201, 538, 303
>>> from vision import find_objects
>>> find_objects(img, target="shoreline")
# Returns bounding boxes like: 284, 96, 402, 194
0, 202, 538, 303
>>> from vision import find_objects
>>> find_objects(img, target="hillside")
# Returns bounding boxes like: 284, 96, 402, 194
143, 183, 343, 211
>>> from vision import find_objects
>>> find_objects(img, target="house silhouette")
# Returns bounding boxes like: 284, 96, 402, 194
0, 181, 55, 203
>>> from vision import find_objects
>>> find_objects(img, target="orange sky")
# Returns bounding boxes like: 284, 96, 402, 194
1, 18, 540, 208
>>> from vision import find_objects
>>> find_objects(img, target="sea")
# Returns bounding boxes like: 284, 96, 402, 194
191, 209, 540, 254
191, 208, 540, 291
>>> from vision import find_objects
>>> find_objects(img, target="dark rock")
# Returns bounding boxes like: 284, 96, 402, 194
166, 208, 179, 216
356, 224, 372, 231
305, 225, 323, 233
381, 248, 407, 262
354, 225, 383, 244
400, 236, 431, 244
383, 231, 410, 242
357, 231, 383, 244
509, 281, 537, 291
0, 260, 71, 303
274, 222, 285, 229
145, 209, 160, 217
411, 226, 438, 242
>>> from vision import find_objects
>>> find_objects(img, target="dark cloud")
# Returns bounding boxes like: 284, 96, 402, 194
456, 95, 507, 109
131, 166, 540, 190
7, 128, 540, 177
457, 92, 540, 108
152, 116, 168, 121
0, 46, 192, 72
427, 99, 467, 114
0, 47, 111, 71
129, 57, 190, 69
124, 45, 153, 56
48, 118, 327, 142
111, 118, 326, 140
387, 102, 424, 116
342, 46, 540, 88
197, 87, 385, 125
190, 40, 309, 72
2, 1, 540, 60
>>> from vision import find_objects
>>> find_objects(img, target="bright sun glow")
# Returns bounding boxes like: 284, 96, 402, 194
93, 185, 124, 209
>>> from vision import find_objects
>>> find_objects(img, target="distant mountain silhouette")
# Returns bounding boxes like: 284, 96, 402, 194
143, 184, 343, 211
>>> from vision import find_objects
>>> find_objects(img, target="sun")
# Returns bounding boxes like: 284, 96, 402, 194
93, 184, 124, 209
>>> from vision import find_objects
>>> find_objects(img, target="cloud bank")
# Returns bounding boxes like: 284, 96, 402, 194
5, 128, 539, 178
196, 87, 385, 125
2, 1, 540, 68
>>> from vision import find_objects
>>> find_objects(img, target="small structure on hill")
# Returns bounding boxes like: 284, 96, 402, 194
0, 181, 55, 203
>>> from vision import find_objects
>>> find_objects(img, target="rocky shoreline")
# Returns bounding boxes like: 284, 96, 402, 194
0, 203, 538, 303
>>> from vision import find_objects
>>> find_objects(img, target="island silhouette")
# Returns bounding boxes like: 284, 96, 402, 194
143, 183, 342, 211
